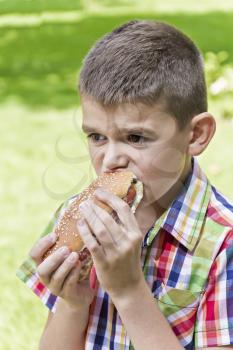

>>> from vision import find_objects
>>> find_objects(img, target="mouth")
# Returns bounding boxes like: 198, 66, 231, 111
103, 169, 141, 178
103, 169, 128, 173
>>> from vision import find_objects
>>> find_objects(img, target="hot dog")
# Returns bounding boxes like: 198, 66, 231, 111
42, 171, 143, 281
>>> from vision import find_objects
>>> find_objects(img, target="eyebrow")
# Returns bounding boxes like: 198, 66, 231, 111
82, 125, 156, 137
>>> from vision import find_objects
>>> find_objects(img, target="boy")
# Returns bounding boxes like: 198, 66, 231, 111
16, 20, 233, 349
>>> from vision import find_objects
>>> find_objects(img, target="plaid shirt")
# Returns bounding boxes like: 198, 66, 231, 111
16, 157, 233, 349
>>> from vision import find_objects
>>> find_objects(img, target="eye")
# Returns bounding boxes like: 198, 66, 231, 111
128, 134, 147, 144
87, 133, 148, 145
87, 133, 106, 142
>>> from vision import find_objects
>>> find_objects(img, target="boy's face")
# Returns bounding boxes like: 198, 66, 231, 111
81, 95, 191, 211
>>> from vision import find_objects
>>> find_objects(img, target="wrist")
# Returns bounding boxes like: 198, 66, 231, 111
59, 297, 89, 313
109, 273, 147, 304
58, 298, 89, 330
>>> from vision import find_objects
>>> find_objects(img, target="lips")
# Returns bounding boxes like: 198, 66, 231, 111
103, 169, 128, 173
103, 169, 141, 181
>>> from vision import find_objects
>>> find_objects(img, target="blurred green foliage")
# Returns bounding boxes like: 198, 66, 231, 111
0, 0, 82, 14
205, 51, 233, 119
1, 0, 233, 14
1, 11, 233, 112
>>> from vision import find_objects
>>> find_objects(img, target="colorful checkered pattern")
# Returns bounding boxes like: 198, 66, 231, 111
16, 157, 233, 349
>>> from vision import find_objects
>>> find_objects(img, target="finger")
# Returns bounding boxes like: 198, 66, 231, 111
76, 219, 106, 261
36, 246, 70, 285
60, 262, 83, 296
94, 189, 134, 229
29, 232, 57, 266
49, 252, 80, 295
80, 200, 119, 247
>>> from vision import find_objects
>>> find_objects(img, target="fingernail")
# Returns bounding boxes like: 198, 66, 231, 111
95, 188, 103, 196
49, 232, 57, 243
67, 252, 78, 263
77, 218, 85, 226
79, 200, 90, 210
59, 246, 69, 255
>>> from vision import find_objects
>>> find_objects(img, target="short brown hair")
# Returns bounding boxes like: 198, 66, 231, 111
78, 20, 207, 130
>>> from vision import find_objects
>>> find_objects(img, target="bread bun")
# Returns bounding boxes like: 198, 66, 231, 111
42, 171, 143, 281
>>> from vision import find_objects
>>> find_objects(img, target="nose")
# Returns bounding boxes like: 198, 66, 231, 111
102, 142, 128, 172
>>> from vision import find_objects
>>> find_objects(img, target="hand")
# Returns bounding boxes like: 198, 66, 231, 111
77, 188, 145, 299
29, 233, 97, 311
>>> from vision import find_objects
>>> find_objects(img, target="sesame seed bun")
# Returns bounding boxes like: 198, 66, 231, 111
42, 171, 143, 281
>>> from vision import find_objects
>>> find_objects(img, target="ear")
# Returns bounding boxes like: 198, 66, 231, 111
187, 112, 216, 156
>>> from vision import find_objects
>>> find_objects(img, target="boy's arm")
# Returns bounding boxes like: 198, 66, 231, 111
77, 191, 184, 349
39, 298, 89, 350
111, 277, 183, 350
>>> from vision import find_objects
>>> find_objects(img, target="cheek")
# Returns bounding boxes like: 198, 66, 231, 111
88, 146, 102, 171
151, 146, 186, 174
139, 144, 186, 178
139, 145, 187, 203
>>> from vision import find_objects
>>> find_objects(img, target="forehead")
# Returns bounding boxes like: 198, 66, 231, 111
81, 95, 177, 135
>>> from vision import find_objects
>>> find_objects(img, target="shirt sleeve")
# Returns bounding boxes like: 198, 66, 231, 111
194, 228, 233, 348
16, 195, 79, 314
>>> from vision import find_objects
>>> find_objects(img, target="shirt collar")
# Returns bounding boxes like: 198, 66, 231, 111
145, 157, 212, 251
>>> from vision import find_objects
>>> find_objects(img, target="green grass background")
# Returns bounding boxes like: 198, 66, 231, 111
1, 1, 233, 349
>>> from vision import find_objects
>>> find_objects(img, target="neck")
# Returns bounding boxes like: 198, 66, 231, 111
156, 156, 192, 212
